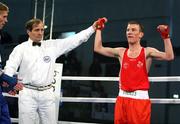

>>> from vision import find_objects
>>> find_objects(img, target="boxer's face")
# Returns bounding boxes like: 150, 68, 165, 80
0, 11, 8, 29
27, 22, 44, 42
126, 24, 144, 44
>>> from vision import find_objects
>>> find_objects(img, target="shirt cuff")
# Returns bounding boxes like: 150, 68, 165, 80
89, 26, 96, 34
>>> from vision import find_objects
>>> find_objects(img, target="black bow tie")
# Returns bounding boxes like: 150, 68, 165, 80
32, 42, 41, 47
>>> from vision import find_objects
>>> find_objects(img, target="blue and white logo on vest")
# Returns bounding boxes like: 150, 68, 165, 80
43, 56, 51, 63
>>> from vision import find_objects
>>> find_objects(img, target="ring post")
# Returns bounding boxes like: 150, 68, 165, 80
53, 63, 63, 123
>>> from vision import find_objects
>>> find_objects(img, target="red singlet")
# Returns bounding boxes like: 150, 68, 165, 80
120, 48, 149, 91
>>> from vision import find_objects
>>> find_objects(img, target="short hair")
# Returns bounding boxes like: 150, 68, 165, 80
0, 2, 9, 13
128, 20, 144, 32
25, 18, 43, 31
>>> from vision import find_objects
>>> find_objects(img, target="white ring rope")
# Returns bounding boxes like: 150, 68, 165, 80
3, 76, 180, 104
60, 97, 180, 104
61, 76, 180, 82
11, 118, 97, 124
3, 76, 180, 123
4, 94, 180, 104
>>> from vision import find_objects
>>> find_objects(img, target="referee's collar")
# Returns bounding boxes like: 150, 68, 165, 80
28, 38, 42, 46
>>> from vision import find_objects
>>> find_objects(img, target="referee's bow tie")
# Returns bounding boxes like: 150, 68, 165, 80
32, 42, 41, 47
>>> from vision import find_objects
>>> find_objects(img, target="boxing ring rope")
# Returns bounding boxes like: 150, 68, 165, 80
3, 76, 180, 123
55, 76, 180, 104
62, 76, 180, 82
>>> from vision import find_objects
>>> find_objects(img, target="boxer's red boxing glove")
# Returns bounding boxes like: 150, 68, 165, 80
157, 26, 170, 39
96, 18, 106, 30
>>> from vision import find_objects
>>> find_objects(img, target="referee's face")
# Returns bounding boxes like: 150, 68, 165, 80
28, 22, 44, 42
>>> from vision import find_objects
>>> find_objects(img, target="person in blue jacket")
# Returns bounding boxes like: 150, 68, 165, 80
0, 2, 23, 123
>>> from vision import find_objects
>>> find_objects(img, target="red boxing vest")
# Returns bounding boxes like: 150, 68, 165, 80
119, 48, 149, 91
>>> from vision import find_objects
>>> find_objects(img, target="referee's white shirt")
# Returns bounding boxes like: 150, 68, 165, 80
4, 26, 95, 86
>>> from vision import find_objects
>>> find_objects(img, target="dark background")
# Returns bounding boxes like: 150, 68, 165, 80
1, 0, 180, 123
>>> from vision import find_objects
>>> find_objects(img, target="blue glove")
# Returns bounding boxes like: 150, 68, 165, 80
0, 73, 17, 86
0, 64, 17, 92
0, 70, 17, 92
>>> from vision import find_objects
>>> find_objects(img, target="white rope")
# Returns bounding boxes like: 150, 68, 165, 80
3, 94, 180, 104
3, 76, 180, 104
4, 76, 180, 123
11, 118, 98, 124
61, 76, 180, 82
61, 97, 180, 104
3, 93, 18, 98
